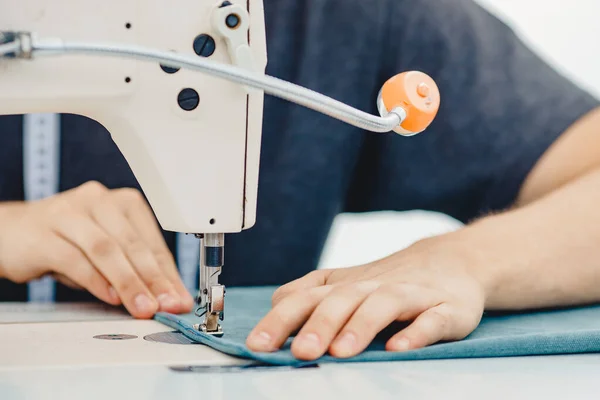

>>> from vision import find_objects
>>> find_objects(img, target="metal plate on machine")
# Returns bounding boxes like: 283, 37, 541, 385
169, 363, 320, 374
143, 331, 198, 345
94, 334, 139, 340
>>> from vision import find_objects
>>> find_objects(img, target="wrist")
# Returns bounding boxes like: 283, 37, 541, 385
414, 220, 502, 307
434, 210, 548, 311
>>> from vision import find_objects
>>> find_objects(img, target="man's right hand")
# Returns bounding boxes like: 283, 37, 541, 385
0, 181, 194, 318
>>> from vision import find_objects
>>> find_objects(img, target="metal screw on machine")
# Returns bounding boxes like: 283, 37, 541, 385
160, 51, 180, 74
161, 63, 179, 74
193, 34, 216, 57
218, 1, 241, 30
225, 14, 240, 29
177, 88, 200, 111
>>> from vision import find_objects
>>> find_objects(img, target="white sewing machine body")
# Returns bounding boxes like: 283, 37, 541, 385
0, 0, 267, 235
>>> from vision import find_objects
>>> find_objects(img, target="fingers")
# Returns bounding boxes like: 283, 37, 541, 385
271, 270, 331, 306
386, 303, 456, 352
89, 199, 186, 314
48, 237, 121, 306
114, 188, 194, 310
258, 280, 444, 360
246, 285, 334, 352
289, 281, 381, 360
53, 212, 158, 318
328, 284, 439, 358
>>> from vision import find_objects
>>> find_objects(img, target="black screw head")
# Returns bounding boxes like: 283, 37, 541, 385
225, 14, 240, 29
160, 50, 181, 74
160, 64, 180, 74
193, 34, 216, 57
178, 88, 200, 111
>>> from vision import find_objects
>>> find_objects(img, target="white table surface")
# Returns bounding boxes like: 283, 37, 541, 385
0, 302, 598, 400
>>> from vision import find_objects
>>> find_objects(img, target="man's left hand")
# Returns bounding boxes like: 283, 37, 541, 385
246, 237, 485, 360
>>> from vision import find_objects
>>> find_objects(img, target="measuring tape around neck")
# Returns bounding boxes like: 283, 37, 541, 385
23, 113, 60, 302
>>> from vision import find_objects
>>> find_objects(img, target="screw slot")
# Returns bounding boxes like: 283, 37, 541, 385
209, 219, 216, 225
177, 88, 200, 111
193, 34, 216, 58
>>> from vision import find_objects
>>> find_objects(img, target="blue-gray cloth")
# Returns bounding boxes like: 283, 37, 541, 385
155, 287, 600, 366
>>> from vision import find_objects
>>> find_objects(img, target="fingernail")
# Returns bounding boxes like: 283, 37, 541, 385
296, 333, 321, 353
134, 294, 155, 314
249, 331, 272, 350
333, 332, 356, 356
392, 337, 410, 352
108, 286, 119, 302
157, 293, 180, 311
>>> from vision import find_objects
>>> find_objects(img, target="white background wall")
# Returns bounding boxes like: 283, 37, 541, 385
318, 0, 600, 270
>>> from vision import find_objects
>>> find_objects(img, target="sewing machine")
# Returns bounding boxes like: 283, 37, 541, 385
0, 0, 439, 334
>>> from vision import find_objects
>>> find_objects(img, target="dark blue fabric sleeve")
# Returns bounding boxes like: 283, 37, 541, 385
346, 0, 600, 222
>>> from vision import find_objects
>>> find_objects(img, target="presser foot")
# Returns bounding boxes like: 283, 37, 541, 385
193, 313, 224, 337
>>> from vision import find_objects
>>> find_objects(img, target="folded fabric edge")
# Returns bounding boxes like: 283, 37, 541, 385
154, 312, 311, 366
154, 312, 600, 366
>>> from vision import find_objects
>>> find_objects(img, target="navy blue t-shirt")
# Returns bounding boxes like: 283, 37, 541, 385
1, 0, 598, 301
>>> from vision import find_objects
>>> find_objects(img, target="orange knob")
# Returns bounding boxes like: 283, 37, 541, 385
377, 71, 440, 135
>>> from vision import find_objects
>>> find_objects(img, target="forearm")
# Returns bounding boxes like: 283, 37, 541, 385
451, 167, 600, 310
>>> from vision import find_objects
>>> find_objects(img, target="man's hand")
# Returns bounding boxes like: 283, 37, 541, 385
247, 105, 600, 361
0, 181, 193, 318
246, 237, 485, 360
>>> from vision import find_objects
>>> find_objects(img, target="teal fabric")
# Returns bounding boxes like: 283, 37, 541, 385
155, 287, 600, 366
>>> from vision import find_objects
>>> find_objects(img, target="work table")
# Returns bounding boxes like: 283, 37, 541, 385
0, 302, 597, 400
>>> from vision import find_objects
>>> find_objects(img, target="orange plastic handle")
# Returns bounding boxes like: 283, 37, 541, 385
379, 71, 440, 135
